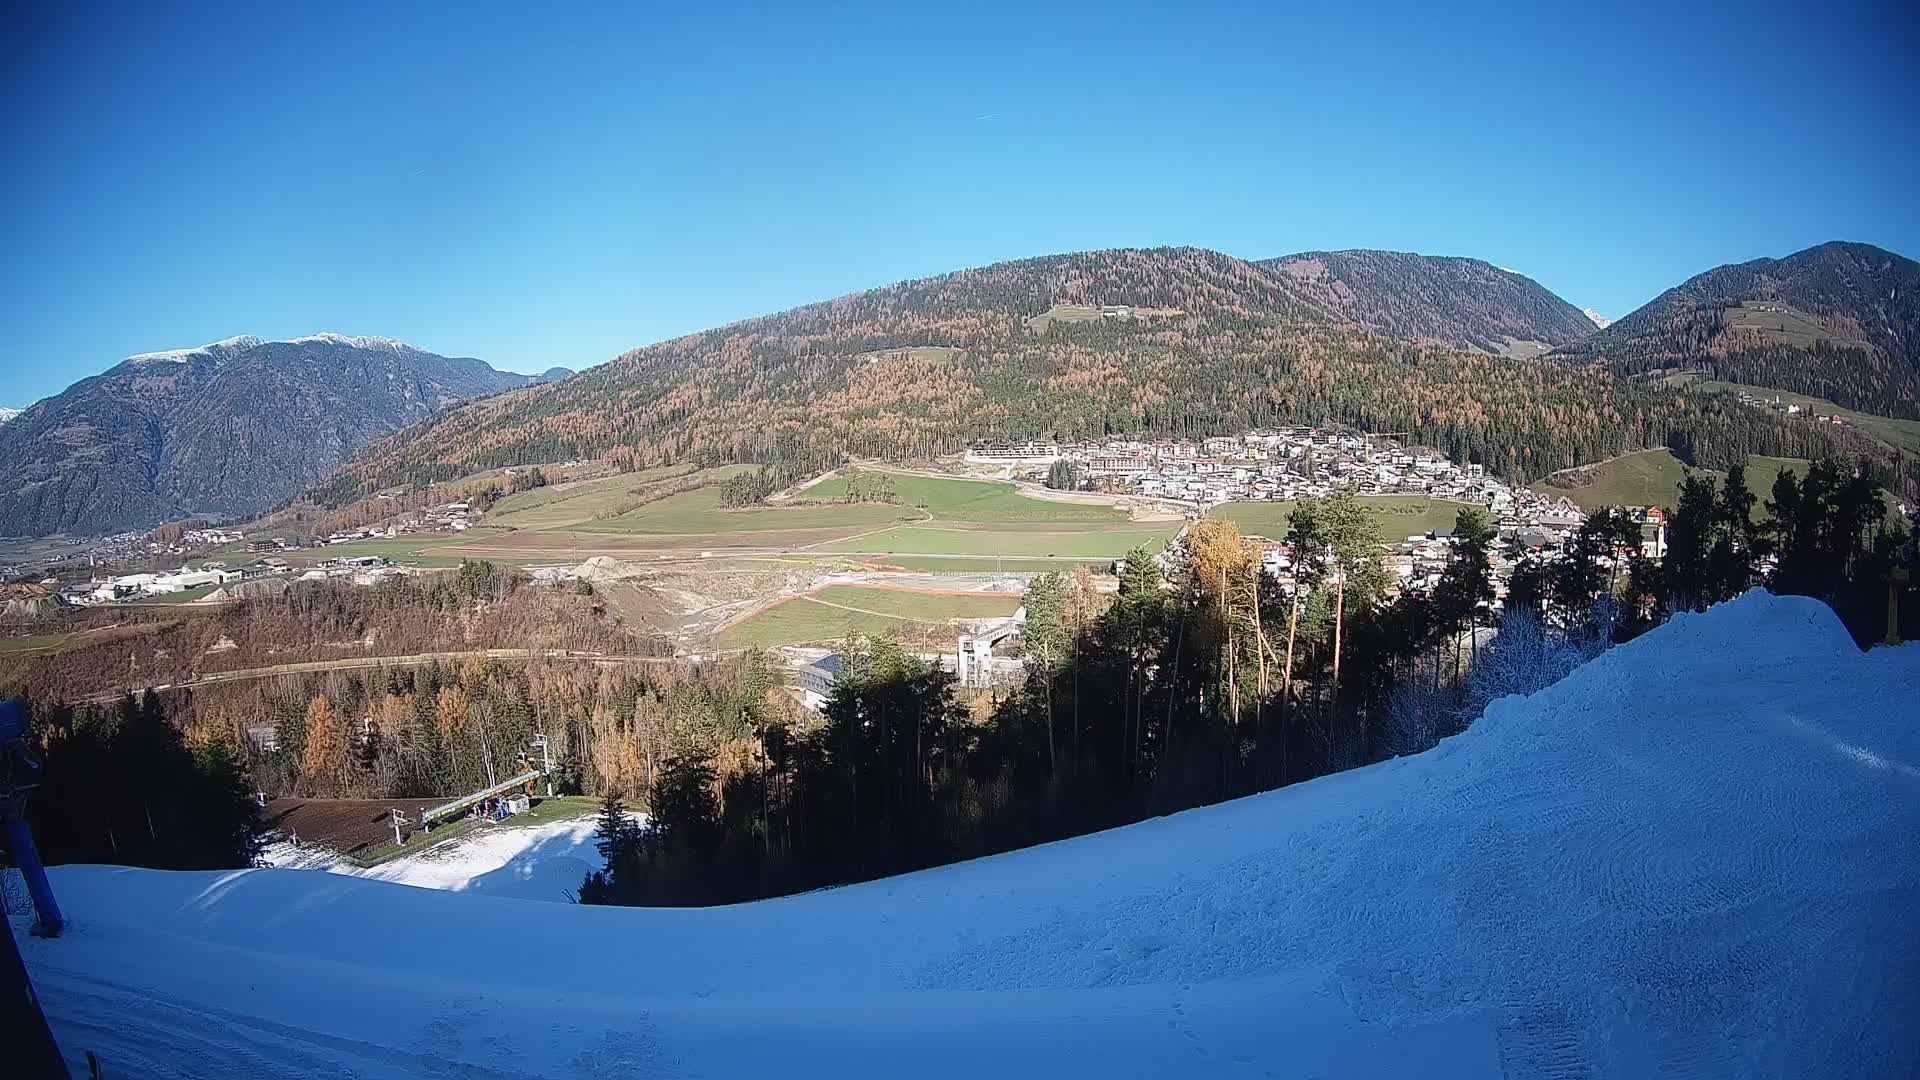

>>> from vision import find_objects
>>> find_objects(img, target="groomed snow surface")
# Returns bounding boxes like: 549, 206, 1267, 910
261, 812, 624, 904
21, 593, 1920, 1078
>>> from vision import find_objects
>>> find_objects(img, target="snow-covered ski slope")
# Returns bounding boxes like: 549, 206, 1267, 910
264, 812, 621, 903
21, 593, 1920, 1078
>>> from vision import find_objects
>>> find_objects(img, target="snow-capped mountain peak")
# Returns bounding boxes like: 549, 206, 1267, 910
123, 334, 264, 365
1582, 308, 1612, 329
285, 333, 423, 353
120, 333, 431, 367
0, 406, 20, 425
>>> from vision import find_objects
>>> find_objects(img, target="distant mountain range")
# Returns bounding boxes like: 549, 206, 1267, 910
16, 241, 1909, 538
0, 334, 570, 536
1554, 241, 1920, 418
1256, 250, 1598, 358
1582, 308, 1612, 329
0, 407, 20, 426
320, 244, 1889, 509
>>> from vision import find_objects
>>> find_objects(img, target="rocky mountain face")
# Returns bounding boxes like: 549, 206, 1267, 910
1255, 250, 1599, 357
0, 334, 545, 535
1555, 241, 1920, 418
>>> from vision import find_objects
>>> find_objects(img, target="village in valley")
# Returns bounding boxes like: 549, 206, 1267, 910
968, 427, 1667, 604
0, 421, 1686, 715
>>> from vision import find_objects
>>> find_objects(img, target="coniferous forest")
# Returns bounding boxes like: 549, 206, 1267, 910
579, 460, 1916, 907
9, 457, 1911, 892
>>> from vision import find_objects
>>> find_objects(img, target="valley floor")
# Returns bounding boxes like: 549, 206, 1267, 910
20, 593, 1920, 1078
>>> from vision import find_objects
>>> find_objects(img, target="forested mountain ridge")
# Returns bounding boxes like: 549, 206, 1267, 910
1555, 241, 1920, 419
1255, 250, 1598, 357
317, 246, 1888, 507
0, 334, 547, 535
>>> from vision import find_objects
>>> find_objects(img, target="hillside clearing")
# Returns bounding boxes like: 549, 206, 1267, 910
1533, 449, 1902, 522
485, 465, 699, 529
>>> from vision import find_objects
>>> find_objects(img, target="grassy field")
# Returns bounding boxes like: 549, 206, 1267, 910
486, 466, 700, 529
1529, 449, 1888, 523
821, 524, 1175, 558
857, 555, 1112, 573
255, 534, 488, 563
123, 584, 224, 606
714, 583, 1024, 649
1213, 496, 1478, 541
799, 469, 1130, 523
580, 485, 916, 535
0, 536, 83, 564
811, 585, 1022, 621
1721, 301, 1851, 350
1682, 379, 1920, 456
1534, 449, 1695, 511
0, 631, 78, 656
0, 621, 170, 658
713, 599, 918, 649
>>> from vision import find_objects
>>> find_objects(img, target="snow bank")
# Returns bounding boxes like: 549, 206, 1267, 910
23, 592, 1920, 1078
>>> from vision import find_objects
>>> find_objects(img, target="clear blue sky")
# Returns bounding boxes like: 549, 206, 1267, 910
4, 1, 1916, 406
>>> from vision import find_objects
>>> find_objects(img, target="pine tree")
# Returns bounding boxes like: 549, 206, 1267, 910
592, 789, 643, 868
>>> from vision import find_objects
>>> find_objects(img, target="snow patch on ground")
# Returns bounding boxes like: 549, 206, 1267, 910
23, 592, 1920, 1078
261, 812, 629, 903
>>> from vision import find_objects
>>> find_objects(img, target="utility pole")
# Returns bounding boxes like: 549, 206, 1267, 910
532, 733, 554, 796
1890, 564, 1911, 647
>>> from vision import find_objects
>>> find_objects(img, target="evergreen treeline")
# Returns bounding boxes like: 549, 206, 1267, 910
14, 465, 1905, 888
584, 460, 1915, 908
717, 464, 807, 506
12, 692, 264, 870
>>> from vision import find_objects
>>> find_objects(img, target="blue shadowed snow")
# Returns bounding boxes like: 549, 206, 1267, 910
21, 592, 1920, 1078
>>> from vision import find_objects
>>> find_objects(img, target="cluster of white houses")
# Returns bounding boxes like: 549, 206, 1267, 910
62, 553, 411, 606
1239, 504, 1668, 610
970, 429, 1584, 524
64, 566, 250, 604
